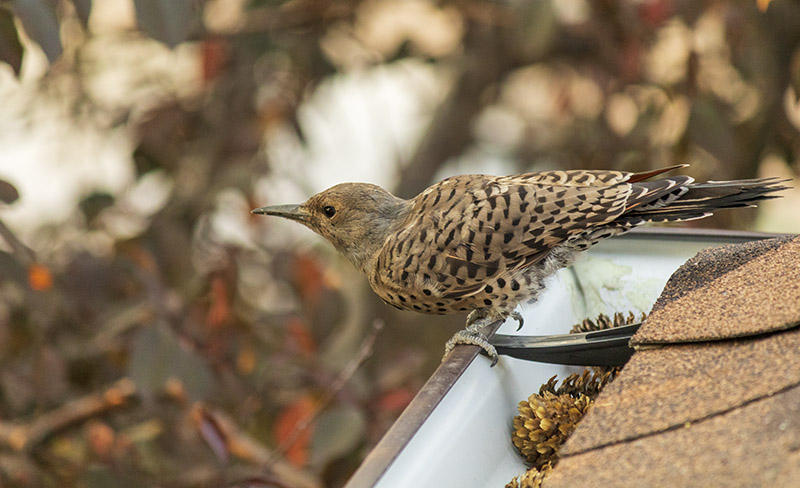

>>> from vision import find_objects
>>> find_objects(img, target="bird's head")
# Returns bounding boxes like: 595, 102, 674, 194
252, 183, 410, 273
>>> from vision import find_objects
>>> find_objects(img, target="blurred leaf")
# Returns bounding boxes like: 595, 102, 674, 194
0, 370, 35, 412
70, 0, 92, 28
0, 251, 27, 284
12, 0, 63, 65
28, 263, 53, 291
122, 419, 162, 443
292, 253, 326, 306
247, 0, 283, 9
228, 477, 289, 488
133, 102, 194, 174
79, 191, 114, 225
206, 275, 231, 329
638, 0, 673, 28
0, 178, 20, 204
0, 9, 23, 76
129, 324, 215, 401
273, 394, 315, 467
687, 98, 737, 166
85, 421, 115, 458
516, 0, 557, 59
81, 465, 119, 488
790, 51, 800, 100
201, 38, 229, 81
236, 341, 257, 375
285, 318, 316, 358
7, 305, 36, 358
376, 388, 414, 414
50, 436, 87, 464
133, 0, 198, 48
34, 345, 68, 403
310, 405, 365, 467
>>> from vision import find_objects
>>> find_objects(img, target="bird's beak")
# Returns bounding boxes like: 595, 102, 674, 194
251, 204, 309, 223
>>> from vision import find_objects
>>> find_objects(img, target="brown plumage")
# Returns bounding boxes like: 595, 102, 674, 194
253, 165, 788, 365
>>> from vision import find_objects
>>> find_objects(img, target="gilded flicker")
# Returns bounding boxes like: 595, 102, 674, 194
252, 165, 788, 365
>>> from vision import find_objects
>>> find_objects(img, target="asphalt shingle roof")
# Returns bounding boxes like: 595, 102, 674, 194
543, 235, 800, 488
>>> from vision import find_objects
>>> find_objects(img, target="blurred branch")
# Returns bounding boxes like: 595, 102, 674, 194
265, 319, 384, 468
192, 405, 322, 488
0, 378, 136, 452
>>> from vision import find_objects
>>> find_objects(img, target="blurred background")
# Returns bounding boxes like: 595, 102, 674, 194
1, 0, 799, 486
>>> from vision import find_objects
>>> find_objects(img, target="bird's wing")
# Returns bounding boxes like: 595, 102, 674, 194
453, 176, 628, 277
373, 168, 688, 301
467, 168, 692, 274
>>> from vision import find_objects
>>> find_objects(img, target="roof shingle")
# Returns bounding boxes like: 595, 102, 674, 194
542, 235, 800, 488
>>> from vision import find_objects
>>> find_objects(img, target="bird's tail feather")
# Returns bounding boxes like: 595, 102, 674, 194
627, 177, 790, 223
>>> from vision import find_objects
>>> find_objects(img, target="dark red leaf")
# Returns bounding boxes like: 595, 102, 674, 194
273, 395, 315, 467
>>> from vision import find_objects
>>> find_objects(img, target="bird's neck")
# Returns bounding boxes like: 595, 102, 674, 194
338, 199, 412, 275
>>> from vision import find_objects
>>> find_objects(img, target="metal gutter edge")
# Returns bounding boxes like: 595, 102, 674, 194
344, 322, 502, 488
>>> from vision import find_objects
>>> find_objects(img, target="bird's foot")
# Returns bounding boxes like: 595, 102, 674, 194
444, 329, 499, 367
465, 309, 490, 327
444, 309, 512, 367
466, 309, 521, 329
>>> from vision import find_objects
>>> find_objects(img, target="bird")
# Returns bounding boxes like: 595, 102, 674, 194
252, 165, 789, 366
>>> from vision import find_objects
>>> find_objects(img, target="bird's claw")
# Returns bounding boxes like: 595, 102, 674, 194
510, 311, 524, 331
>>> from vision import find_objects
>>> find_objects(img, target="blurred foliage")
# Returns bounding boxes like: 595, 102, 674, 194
0, 0, 799, 486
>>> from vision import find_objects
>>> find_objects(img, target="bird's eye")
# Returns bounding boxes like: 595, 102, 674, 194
323, 205, 336, 218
